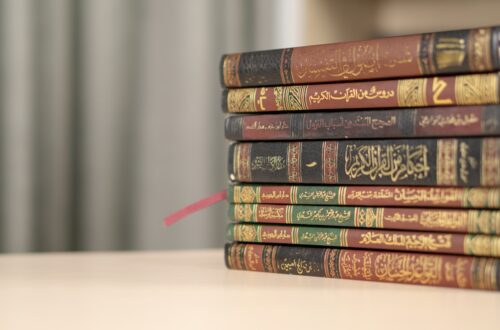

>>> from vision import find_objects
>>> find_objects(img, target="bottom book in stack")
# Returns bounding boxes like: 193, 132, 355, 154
225, 184, 500, 291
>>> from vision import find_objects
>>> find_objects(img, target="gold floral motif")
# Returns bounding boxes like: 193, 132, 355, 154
227, 88, 256, 112
274, 86, 308, 111
234, 204, 255, 222
397, 78, 427, 107
455, 73, 499, 105
238, 186, 257, 203
237, 224, 258, 242
354, 207, 383, 228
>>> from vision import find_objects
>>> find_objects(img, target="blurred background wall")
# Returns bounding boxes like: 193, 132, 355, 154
0, 0, 499, 252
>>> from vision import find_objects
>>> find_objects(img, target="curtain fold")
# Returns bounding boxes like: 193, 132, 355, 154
0, 0, 255, 252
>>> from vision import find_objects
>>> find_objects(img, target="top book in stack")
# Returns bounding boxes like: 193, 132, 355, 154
221, 26, 500, 88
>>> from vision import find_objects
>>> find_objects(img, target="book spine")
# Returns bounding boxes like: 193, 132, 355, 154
228, 138, 500, 187
228, 204, 500, 235
227, 224, 500, 257
221, 26, 500, 87
228, 185, 500, 209
225, 243, 500, 290
223, 73, 500, 113
225, 105, 500, 141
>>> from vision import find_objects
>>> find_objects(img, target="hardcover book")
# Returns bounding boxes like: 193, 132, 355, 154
225, 105, 500, 141
228, 184, 500, 209
222, 73, 500, 113
229, 203, 500, 234
225, 243, 500, 290
226, 223, 500, 257
221, 26, 500, 87
228, 138, 500, 187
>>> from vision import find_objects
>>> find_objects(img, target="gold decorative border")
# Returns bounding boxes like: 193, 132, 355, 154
234, 144, 252, 181
481, 138, 500, 186
472, 258, 498, 290
436, 139, 458, 186
287, 142, 302, 183
322, 141, 339, 183
223, 54, 241, 87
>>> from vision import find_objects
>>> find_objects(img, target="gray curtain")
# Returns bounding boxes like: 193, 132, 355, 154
0, 0, 262, 252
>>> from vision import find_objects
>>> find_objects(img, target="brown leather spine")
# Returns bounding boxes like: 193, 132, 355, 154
221, 26, 500, 87
224, 73, 499, 113
225, 243, 500, 290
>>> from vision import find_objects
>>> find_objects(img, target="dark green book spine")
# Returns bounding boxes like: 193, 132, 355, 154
228, 203, 500, 234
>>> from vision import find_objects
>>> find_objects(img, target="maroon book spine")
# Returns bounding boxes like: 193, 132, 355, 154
225, 243, 500, 290
222, 73, 500, 113
227, 223, 500, 257
225, 105, 500, 141
221, 26, 500, 87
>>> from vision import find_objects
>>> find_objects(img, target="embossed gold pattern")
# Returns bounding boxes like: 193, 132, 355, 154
468, 28, 493, 72
455, 73, 499, 105
481, 138, 500, 186
274, 86, 309, 111
397, 78, 427, 107
436, 139, 458, 186
227, 88, 256, 112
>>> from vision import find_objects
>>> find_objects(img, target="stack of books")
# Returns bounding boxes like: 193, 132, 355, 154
220, 26, 500, 290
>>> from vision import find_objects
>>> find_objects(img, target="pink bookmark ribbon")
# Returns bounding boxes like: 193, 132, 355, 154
163, 189, 227, 226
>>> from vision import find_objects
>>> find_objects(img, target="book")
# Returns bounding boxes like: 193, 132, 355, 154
221, 26, 500, 87
225, 242, 500, 290
226, 223, 500, 257
228, 138, 500, 187
222, 73, 499, 113
228, 184, 500, 209
225, 105, 500, 141
229, 204, 500, 235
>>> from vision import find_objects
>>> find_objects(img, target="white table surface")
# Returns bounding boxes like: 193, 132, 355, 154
0, 249, 498, 330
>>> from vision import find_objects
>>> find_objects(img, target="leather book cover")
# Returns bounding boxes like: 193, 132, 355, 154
225, 242, 500, 290
225, 105, 500, 141
228, 138, 500, 187
221, 26, 500, 87
228, 203, 500, 234
222, 73, 499, 113
228, 184, 500, 209
226, 223, 500, 257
